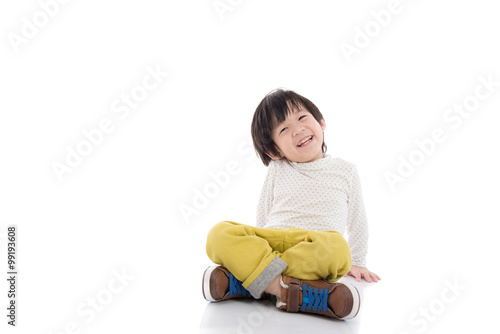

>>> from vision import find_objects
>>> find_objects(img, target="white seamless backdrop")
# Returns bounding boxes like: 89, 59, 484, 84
1, 1, 499, 333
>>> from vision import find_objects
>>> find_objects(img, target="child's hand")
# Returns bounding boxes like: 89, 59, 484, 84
347, 265, 381, 283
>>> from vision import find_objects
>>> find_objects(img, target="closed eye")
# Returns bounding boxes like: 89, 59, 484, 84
280, 127, 288, 134
299, 115, 307, 120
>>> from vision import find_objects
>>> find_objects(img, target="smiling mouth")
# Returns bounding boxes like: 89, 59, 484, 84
297, 136, 313, 147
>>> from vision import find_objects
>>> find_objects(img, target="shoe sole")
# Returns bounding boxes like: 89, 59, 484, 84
340, 283, 360, 320
202, 265, 220, 302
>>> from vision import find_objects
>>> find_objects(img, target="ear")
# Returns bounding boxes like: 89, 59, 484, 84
320, 119, 326, 131
266, 152, 281, 160
265, 139, 283, 160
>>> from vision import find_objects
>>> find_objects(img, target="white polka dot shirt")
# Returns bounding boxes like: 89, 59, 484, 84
256, 155, 369, 267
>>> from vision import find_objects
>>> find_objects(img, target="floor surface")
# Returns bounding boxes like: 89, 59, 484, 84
199, 276, 366, 334
196, 263, 494, 334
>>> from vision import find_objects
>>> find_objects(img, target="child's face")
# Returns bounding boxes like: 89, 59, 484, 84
269, 107, 326, 163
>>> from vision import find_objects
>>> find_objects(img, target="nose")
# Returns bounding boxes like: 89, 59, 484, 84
292, 124, 305, 136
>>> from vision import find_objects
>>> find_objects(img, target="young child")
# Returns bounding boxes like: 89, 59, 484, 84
202, 88, 380, 320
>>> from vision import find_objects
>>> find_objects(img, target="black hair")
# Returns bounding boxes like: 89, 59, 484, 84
251, 88, 327, 166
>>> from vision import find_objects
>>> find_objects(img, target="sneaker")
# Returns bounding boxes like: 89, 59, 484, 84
202, 265, 253, 302
276, 276, 360, 319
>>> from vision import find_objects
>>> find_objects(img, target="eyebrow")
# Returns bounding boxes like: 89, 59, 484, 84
274, 110, 308, 134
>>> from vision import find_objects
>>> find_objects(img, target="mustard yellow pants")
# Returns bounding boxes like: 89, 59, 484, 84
206, 221, 352, 298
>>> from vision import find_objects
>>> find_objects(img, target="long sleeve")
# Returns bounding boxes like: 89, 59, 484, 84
256, 163, 276, 227
346, 164, 369, 267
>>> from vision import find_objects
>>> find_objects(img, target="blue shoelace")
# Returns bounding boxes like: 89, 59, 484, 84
228, 273, 252, 297
301, 284, 329, 312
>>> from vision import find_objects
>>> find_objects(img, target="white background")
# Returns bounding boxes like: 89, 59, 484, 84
1, 0, 499, 333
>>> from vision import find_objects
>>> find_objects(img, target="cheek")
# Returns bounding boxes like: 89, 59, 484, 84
274, 138, 287, 150
280, 138, 294, 151
314, 123, 324, 134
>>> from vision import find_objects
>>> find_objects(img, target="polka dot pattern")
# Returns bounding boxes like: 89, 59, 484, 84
256, 155, 369, 267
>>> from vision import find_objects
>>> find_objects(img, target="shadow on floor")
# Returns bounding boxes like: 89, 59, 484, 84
200, 276, 369, 334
